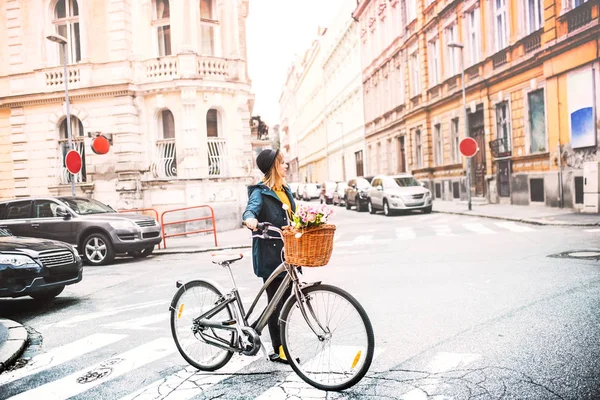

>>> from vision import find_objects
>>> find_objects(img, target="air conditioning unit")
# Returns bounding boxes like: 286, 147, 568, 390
583, 161, 600, 214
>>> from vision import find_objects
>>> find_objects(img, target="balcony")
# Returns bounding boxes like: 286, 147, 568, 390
491, 50, 508, 69
207, 138, 229, 177
151, 139, 177, 179
523, 29, 542, 54
145, 56, 178, 80
489, 138, 512, 158
567, 2, 594, 32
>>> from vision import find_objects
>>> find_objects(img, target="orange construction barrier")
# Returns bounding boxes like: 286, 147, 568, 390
118, 208, 162, 249
160, 205, 217, 249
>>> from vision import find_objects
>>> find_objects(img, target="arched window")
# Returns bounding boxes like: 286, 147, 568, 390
152, 0, 172, 56
53, 0, 81, 64
199, 0, 218, 56
206, 108, 219, 137
155, 109, 177, 178
59, 116, 86, 183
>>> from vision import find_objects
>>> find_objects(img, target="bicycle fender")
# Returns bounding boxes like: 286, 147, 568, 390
278, 281, 322, 325
168, 279, 228, 311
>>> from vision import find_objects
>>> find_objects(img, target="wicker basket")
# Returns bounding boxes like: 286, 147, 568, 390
282, 224, 336, 267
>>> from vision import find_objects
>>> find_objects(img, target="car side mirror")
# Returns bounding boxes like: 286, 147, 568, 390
56, 206, 70, 219
420, 181, 426, 187
376, 185, 383, 191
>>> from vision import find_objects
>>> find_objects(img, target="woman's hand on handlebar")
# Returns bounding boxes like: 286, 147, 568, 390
244, 218, 258, 231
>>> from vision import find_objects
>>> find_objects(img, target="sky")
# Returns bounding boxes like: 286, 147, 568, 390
246, 0, 344, 126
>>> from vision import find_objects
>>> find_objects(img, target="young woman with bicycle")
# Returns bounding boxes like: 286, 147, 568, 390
243, 148, 294, 364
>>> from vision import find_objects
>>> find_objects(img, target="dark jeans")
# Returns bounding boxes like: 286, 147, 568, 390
262, 276, 292, 353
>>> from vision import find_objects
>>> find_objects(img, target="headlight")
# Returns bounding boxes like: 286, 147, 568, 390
109, 220, 136, 230
424, 191, 432, 198
0, 254, 35, 267
390, 194, 400, 199
71, 246, 81, 260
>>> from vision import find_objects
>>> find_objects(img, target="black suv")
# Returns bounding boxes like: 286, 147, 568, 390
344, 176, 374, 211
0, 197, 162, 266
0, 227, 83, 300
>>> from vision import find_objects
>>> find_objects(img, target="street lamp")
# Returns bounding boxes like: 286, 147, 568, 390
448, 42, 471, 211
47, 33, 75, 196
336, 122, 345, 182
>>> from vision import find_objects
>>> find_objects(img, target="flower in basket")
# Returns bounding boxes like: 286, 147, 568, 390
282, 203, 334, 238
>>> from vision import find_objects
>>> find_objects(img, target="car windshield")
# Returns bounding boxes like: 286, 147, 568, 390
0, 228, 12, 237
60, 198, 115, 215
357, 179, 370, 189
392, 177, 421, 187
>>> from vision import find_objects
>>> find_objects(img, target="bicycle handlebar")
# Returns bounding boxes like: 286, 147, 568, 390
244, 221, 283, 240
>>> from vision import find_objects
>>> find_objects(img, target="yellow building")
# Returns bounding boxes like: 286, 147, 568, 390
354, 0, 599, 208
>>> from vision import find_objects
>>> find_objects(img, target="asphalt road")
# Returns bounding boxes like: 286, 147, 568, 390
0, 206, 599, 400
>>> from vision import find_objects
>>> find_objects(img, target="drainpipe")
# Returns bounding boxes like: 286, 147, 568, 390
558, 140, 563, 208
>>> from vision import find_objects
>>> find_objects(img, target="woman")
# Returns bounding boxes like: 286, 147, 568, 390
243, 148, 296, 364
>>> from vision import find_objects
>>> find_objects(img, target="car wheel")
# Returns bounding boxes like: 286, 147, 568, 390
383, 200, 393, 216
82, 232, 115, 266
130, 245, 155, 259
424, 206, 433, 214
345, 197, 351, 210
368, 199, 375, 214
30, 285, 65, 301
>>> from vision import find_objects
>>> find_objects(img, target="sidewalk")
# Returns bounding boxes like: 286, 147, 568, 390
154, 227, 253, 255
0, 319, 28, 372
433, 200, 600, 226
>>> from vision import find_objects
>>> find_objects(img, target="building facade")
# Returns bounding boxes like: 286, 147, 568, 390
0, 0, 255, 230
321, 0, 367, 182
354, 0, 599, 209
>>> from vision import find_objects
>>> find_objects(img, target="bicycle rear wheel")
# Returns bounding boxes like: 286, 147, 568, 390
280, 284, 375, 391
170, 280, 234, 371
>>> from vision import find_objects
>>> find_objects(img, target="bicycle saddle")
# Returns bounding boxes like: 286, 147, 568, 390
211, 253, 244, 265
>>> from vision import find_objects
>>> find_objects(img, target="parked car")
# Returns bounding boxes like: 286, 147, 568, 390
319, 181, 337, 204
301, 183, 322, 201
295, 183, 305, 200
0, 197, 162, 266
0, 227, 83, 300
367, 174, 433, 216
332, 182, 347, 206
345, 176, 373, 211
288, 182, 299, 198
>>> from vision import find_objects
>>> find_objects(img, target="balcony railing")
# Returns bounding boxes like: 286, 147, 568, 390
151, 139, 178, 179
45, 67, 81, 88
57, 140, 86, 184
567, 2, 593, 32
198, 57, 229, 77
523, 29, 542, 53
489, 137, 512, 158
145, 56, 178, 80
492, 50, 508, 69
207, 138, 228, 177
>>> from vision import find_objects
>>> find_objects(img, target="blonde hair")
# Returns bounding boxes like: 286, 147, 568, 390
262, 151, 286, 190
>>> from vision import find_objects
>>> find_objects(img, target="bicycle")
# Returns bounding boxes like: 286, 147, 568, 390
169, 222, 375, 391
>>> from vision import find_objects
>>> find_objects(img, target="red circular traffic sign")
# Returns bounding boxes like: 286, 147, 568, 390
65, 150, 82, 174
459, 137, 479, 158
91, 135, 110, 155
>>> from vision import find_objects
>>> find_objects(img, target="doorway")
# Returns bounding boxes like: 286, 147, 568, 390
468, 107, 487, 197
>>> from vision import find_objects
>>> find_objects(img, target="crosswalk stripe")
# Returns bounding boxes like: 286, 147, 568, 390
584, 228, 600, 233
118, 354, 263, 400
255, 348, 384, 399
463, 223, 495, 234
0, 333, 127, 386
102, 313, 168, 331
432, 225, 454, 236
494, 221, 535, 232
7, 338, 175, 400
396, 227, 417, 240
336, 235, 373, 247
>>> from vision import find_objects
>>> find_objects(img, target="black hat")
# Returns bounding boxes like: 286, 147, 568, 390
256, 149, 279, 174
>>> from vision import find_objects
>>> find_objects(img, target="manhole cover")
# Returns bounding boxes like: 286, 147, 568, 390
549, 250, 600, 260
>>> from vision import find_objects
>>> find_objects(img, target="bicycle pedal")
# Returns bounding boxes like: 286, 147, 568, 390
221, 319, 236, 326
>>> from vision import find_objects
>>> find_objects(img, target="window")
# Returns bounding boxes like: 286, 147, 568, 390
405, 0, 417, 23
428, 38, 440, 87
377, 142, 382, 173
415, 129, 423, 168
5, 201, 32, 219
355, 150, 364, 177
445, 25, 459, 77
206, 109, 219, 137
451, 118, 460, 163
53, 0, 81, 64
494, 0, 508, 51
33, 200, 60, 218
152, 0, 172, 56
206, 109, 226, 176
530, 178, 544, 202
525, 0, 542, 33
59, 116, 86, 183
200, 0, 218, 56
409, 50, 420, 96
397, 62, 405, 104
496, 101, 511, 153
574, 176, 584, 204
156, 109, 177, 178
435, 124, 443, 166
465, 9, 481, 66
527, 89, 546, 153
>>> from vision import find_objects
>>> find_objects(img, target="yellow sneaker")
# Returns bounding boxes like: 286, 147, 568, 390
278, 345, 287, 361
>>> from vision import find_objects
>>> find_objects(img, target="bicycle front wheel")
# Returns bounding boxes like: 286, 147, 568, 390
280, 284, 375, 391
170, 280, 234, 371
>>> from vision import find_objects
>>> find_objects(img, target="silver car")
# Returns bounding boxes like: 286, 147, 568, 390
367, 174, 433, 216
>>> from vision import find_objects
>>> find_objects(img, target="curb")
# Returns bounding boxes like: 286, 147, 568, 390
0, 319, 28, 373
433, 210, 600, 227
154, 244, 252, 255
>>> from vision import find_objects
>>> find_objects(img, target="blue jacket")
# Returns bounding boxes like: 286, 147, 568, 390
242, 183, 296, 278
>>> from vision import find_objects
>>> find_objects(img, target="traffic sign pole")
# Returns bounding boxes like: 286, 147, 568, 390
459, 137, 478, 211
